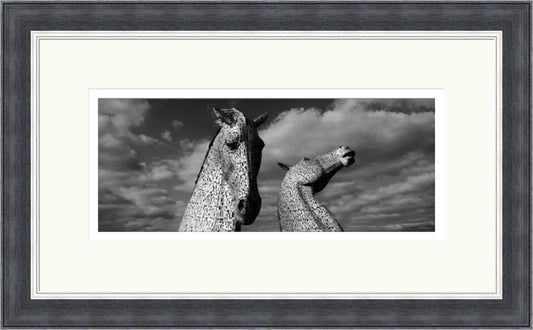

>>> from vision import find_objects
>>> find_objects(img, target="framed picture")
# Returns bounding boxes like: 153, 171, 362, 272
2, 1, 531, 328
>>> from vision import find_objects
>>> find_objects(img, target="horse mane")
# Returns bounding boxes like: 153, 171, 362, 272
194, 127, 221, 186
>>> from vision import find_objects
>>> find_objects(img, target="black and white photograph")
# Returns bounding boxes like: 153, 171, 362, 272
98, 98, 436, 232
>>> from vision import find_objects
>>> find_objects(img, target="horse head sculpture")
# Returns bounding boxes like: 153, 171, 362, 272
277, 146, 356, 232
179, 107, 268, 231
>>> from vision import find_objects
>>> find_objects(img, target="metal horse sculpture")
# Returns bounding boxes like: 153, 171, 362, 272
179, 107, 268, 232
277, 146, 356, 232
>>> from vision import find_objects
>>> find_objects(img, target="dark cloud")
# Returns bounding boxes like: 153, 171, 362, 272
340, 98, 435, 114
98, 99, 182, 231
98, 186, 185, 231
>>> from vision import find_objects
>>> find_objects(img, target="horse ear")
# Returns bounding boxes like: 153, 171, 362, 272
213, 107, 235, 126
277, 162, 290, 171
253, 113, 269, 127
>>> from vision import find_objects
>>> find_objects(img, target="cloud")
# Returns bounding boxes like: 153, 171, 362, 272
98, 99, 160, 172
179, 139, 196, 150
98, 99, 182, 231
161, 130, 172, 142
98, 135, 208, 231
134, 134, 159, 146
259, 99, 434, 176
342, 98, 435, 114
99, 187, 185, 231
329, 172, 434, 214
99, 99, 151, 135
172, 119, 184, 128
98, 156, 189, 231
139, 160, 177, 182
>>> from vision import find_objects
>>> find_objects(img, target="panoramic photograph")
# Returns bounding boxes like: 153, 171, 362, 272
98, 98, 435, 232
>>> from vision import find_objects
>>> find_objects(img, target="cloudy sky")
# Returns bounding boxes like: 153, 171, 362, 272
98, 98, 435, 232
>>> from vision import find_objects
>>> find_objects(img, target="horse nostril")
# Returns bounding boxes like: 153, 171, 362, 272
238, 199, 246, 211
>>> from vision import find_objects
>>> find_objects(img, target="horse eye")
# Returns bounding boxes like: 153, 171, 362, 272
226, 140, 239, 150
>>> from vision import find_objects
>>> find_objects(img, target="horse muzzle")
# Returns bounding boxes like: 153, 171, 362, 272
338, 146, 356, 167
236, 195, 261, 226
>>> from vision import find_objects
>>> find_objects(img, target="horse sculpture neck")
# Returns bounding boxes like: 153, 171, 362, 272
277, 146, 355, 232
279, 181, 343, 232
180, 130, 240, 231
179, 108, 268, 232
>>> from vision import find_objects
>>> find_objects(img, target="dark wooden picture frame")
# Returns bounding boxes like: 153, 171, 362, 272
2, 1, 531, 328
